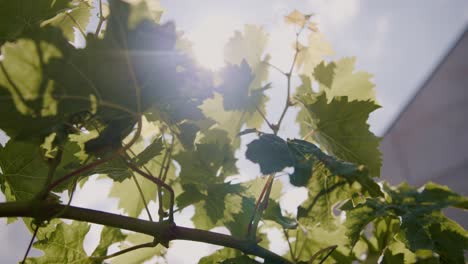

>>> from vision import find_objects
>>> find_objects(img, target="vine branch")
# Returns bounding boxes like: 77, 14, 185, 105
0, 201, 291, 264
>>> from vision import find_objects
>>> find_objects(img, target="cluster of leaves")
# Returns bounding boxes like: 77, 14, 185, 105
0, 1, 466, 263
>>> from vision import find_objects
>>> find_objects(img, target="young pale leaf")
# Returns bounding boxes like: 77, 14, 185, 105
27, 221, 91, 264
323, 57, 376, 102
295, 32, 334, 75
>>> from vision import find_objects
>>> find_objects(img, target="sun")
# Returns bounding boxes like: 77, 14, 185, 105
187, 15, 240, 70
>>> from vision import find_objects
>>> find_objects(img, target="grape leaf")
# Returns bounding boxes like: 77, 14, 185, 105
263, 199, 297, 229
298, 93, 382, 177
296, 164, 353, 230
0, 28, 74, 141
295, 32, 334, 75
199, 248, 241, 264
323, 57, 376, 102
0, 0, 70, 44
284, 10, 308, 28
91, 226, 127, 258
200, 93, 265, 147
245, 134, 361, 185
174, 129, 237, 187
109, 159, 173, 218
216, 60, 270, 112
225, 197, 256, 238
343, 182, 468, 260
313, 61, 336, 88
43, 0, 93, 42
133, 137, 163, 166
110, 233, 167, 264
220, 256, 261, 263
0, 139, 82, 201
26, 221, 91, 264
245, 134, 293, 175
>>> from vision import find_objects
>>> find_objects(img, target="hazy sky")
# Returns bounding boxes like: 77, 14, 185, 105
161, 0, 468, 135
1, 1, 468, 263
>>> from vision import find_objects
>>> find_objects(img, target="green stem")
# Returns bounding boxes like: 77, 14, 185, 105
0, 201, 291, 264
124, 159, 175, 223
91, 241, 156, 261
20, 225, 39, 264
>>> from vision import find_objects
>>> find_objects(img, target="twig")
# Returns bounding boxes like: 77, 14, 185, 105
132, 173, 153, 222
91, 241, 156, 262
262, 60, 287, 76
309, 245, 337, 264
126, 150, 154, 222
124, 159, 175, 223
283, 228, 297, 262
275, 32, 301, 135
94, 0, 106, 36
66, 12, 86, 39
20, 225, 39, 264
255, 106, 275, 132
247, 174, 274, 238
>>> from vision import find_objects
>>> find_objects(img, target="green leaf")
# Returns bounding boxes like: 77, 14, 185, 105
287, 138, 360, 187
0, 140, 49, 201
216, 60, 270, 112
26, 221, 91, 264
200, 93, 265, 147
91, 226, 127, 258
190, 183, 244, 229
298, 93, 382, 176
220, 255, 261, 263
313, 61, 336, 88
263, 199, 297, 229
132, 137, 163, 166
110, 233, 166, 264
176, 184, 205, 210
204, 183, 244, 224
0, 0, 70, 44
199, 248, 241, 264
0, 28, 73, 141
91, 157, 133, 182
381, 248, 405, 264
43, 0, 93, 42
323, 57, 376, 102
342, 199, 387, 247
175, 129, 237, 187
225, 197, 256, 238
296, 164, 353, 230
245, 134, 293, 175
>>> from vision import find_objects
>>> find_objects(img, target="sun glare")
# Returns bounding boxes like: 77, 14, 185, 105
188, 16, 240, 70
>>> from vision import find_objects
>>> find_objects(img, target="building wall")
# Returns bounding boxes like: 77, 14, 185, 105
380, 29, 468, 227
